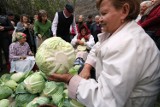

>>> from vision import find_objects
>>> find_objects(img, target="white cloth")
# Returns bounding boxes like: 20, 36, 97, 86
135, 14, 142, 22
10, 56, 35, 73
52, 11, 78, 36
70, 21, 160, 107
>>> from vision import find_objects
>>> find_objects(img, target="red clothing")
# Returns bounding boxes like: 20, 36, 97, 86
77, 34, 90, 41
138, 4, 160, 36
76, 23, 90, 34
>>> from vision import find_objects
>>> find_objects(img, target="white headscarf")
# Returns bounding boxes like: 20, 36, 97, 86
144, 0, 160, 15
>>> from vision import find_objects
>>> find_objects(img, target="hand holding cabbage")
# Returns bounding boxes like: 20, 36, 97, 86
48, 73, 73, 84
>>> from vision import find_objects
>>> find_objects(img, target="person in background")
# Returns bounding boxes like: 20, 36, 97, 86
52, 3, 78, 43
14, 14, 20, 26
16, 14, 36, 53
86, 14, 93, 31
76, 15, 90, 34
9, 32, 35, 73
71, 25, 95, 51
135, 1, 152, 22
138, 0, 160, 50
48, 0, 160, 107
0, 12, 14, 72
7, 12, 15, 45
34, 10, 52, 48
71, 25, 95, 60
34, 14, 38, 21
7, 12, 15, 22
90, 15, 101, 43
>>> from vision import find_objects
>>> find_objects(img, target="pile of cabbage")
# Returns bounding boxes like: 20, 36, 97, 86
0, 70, 84, 107
0, 37, 84, 107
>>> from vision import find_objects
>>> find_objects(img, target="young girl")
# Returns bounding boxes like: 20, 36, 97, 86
71, 25, 95, 60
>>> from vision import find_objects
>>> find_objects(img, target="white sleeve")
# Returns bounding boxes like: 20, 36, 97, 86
72, 17, 78, 35
52, 12, 58, 36
85, 43, 99, 67
85, 35, 95, 50
71, 34, 78, 46
76, 40, 140, 107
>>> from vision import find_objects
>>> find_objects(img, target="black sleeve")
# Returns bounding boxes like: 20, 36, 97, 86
3, 17, 14, 31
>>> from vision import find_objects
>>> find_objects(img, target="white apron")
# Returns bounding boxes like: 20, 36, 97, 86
10, 56, 35, 73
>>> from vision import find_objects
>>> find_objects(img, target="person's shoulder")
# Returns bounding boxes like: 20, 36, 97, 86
17, 21, 22, 25
57, 11, 63, 14
89, 34, 94, 37
34, 20, 39, 24
91, 22, 96, 26
10, 42, 18, 47
24, 42, 29, 46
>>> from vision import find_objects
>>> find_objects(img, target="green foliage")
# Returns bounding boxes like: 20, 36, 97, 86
2, 0, 77, 20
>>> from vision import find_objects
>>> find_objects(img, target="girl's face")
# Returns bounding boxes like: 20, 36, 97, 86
81, 28, 87, 36
23, 16, 28, 23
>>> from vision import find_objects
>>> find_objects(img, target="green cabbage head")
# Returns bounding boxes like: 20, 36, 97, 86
10, 72, 25, 83
35, 37, 76, 75
0, 86, 13, 100
70, 99, 85, 107
26, 96, 50, 107
42, 81, 58, 97
0, 99, 10, 107
24, 72, 45, 94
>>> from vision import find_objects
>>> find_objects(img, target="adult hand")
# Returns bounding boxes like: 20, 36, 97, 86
79, 64, 92, 79
38, 34, 42, 39
48, 73, 73, 84
28, 51, 34, 56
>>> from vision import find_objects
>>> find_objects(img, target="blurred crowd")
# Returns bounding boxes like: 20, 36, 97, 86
0, 0, 160, 73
